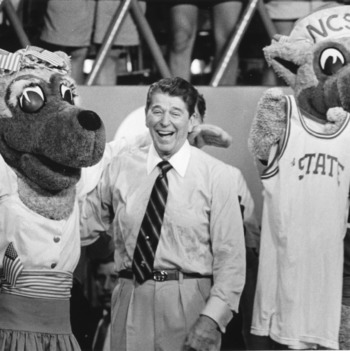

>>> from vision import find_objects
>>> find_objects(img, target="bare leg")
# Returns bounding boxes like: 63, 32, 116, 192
69, 47, 89, 85
168, 4, 199, 81
94, 47, 124, 86
212, 1, 243, 85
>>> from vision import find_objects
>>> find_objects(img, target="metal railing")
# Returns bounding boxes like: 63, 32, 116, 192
86, 0, 277, 86
0, 0, 30, 47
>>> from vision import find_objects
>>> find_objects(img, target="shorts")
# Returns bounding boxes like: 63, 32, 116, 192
40, 0, 146, 47
264, 0, 339, 20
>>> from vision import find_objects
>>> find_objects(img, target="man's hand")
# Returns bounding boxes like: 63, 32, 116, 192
183, 315, 221, 351
188, 124, 232, 149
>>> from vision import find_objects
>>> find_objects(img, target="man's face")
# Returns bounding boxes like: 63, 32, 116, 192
95, 262, 118, 310
146, 93, 194, 159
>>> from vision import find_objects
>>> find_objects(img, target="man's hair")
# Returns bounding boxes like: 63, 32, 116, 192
145, 77, 199, 116
90, 253, 114, 277
196, 93, 206, 122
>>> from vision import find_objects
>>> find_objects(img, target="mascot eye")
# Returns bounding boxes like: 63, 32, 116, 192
19, 86, 45, 113
319, 48, 346, 75
60, 84, 74, 105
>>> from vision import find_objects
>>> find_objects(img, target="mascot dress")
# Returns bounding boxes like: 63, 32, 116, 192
248, 4, 350, 350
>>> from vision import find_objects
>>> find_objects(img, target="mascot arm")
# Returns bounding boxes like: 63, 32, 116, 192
77, 135, 143, 198
248, 88, 287, 163
188, 124, 232, 149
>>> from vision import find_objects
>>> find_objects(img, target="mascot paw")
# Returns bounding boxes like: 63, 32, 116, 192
188, 124, 232, 149
264, 87, 285, 101
325, 107, 348, 134
248, 88, 287, 162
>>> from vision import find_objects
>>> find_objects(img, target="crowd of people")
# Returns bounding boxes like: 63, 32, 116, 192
3, 0, 349, 86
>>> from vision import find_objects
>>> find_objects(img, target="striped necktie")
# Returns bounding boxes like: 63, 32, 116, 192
132, 161, 172, 283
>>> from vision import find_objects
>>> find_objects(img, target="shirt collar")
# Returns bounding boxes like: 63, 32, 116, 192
147, 140, 191, 177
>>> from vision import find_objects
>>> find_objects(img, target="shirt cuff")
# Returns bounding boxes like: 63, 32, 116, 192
201, 296, 233, 333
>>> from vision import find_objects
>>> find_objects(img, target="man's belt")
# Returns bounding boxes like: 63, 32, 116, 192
119, 269, 212, 282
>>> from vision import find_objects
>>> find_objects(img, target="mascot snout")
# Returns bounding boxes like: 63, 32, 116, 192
16, 107, 106, 192
77, 110, 102, 131
36, 107, 106, 170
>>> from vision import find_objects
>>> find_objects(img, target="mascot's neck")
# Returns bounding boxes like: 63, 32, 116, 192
16, 173, 76, 220
300, 107, 327, 124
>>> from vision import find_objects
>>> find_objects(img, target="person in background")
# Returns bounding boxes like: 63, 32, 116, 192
80, 77, 246, 351
168, 0, 244, 85
90, 254, 118, 351
39, 0, 145, 85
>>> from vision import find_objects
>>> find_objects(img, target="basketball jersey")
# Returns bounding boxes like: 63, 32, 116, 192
251, 95, 350, 350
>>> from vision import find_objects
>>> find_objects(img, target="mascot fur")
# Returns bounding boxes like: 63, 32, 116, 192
248, 4, 350, 350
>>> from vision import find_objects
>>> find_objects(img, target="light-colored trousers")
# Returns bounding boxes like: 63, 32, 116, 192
110, 274, 214, 351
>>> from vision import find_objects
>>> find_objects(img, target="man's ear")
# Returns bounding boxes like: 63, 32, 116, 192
188, 114, 196, 133
145, 107, 149, 128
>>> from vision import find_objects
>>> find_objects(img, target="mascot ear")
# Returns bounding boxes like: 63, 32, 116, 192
264, 34, 312, 89
188, 124, 232, 149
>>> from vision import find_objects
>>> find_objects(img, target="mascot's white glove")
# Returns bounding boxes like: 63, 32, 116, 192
188, 124, 232, 149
